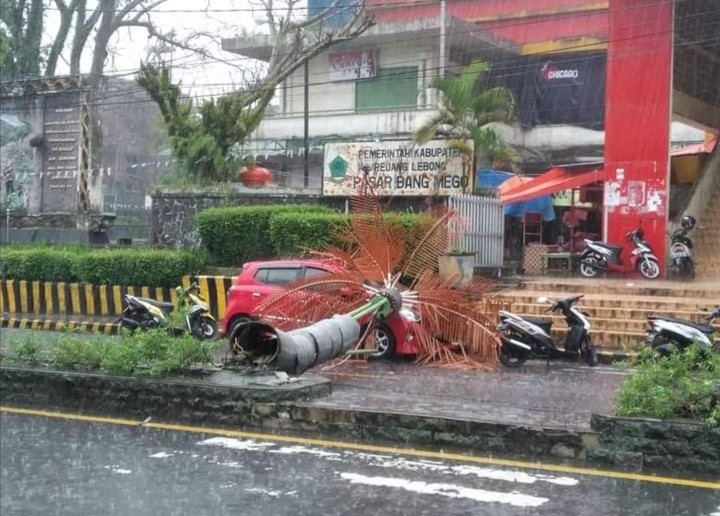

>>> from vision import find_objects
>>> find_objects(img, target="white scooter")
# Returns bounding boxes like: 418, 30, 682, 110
646, 306, 719, 357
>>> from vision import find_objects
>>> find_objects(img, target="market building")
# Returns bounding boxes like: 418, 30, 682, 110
222, 0, 719, 277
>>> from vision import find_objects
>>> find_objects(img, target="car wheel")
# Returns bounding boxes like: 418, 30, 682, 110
368, 323, 396, 360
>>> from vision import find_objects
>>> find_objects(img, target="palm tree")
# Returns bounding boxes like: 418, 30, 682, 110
415, 60, 516, 170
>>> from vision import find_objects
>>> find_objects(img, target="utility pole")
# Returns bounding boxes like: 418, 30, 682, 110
439, 0, 446, 79
303, 59, 310, 188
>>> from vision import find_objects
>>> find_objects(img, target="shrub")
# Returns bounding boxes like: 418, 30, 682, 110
196, 204, 333, 266
269, 212, 347, 257
268, 211, 435, 258
0, 246, 204, 287
49, 328, 221, 377
615, 345, 720, 426
52, 332, 108, 371
6, 333, 44, 366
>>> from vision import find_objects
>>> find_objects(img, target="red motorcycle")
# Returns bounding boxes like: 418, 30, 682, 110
579, 227, 661, 280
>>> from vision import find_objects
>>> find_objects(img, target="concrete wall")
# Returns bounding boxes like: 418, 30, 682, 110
280, 42, 437, 117
589, 414, 720, 475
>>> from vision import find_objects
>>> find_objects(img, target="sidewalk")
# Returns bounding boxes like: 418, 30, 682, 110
303, 359, 628, 432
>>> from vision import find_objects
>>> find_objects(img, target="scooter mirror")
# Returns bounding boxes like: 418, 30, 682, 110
536, 296, 549, 304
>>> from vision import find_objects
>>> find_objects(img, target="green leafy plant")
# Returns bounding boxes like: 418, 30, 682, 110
415, 60, 516, 169
196, 204, 334, 265
52, 332, 108, 372
137, 63, 275, 183
49, 328, 221, 377
0, 246, 205, 287
6, 333, 44, 366
615, 345, 720, 426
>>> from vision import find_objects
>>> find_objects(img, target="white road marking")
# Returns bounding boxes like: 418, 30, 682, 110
149, 452, 173, 459
340, 472, 550, 507
268, 445, 343, 458
103, 465, 132, 475
198, 437, 274, 451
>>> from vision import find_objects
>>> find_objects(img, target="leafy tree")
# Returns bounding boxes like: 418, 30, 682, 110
0, 0, 44, 79
415, 61, 516, 169
138, 0, 374, 182
137, 64, 275, 182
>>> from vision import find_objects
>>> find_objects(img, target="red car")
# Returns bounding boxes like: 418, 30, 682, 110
221, 259, 417, 359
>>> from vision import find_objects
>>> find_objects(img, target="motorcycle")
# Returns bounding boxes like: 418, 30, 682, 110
646, 306, 719, 357
579, 226, 661, 280
497, 294, 599, 368
119, 283, 218, 340
668, 215, 696, 280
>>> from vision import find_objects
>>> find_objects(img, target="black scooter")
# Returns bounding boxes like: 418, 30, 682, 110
497, 295, 598, 367
668, 215, 696, 280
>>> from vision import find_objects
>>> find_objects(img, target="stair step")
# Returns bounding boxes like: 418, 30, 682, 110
508, 302, 716, 320
514, 280, 720, 299
515, 314, 720, 333
496, 292, 718, 311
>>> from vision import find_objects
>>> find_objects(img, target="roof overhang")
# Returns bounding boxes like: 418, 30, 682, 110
221, 16, 520, 63
673, 0, 720, 131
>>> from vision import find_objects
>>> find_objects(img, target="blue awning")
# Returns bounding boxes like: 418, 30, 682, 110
476, 169, 556, 222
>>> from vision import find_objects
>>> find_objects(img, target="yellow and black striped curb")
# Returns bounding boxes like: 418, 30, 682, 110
0, 317, 120, 334
0, 276, 234, 320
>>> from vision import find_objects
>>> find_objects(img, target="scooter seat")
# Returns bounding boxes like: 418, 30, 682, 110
649, 316, 714, 335
525, 317, 553, 334
136, 297, 175, 312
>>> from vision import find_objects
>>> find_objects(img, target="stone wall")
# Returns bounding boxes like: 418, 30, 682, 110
0, 367, 330, 428
0, 366, 590, 461
151, 190, 440, 247
588, 413, 720, 475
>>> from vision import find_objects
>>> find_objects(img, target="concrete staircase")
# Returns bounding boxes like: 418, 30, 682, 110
695, 173, 720, 277
495, 278, 720, 351
680, 144, 720, 278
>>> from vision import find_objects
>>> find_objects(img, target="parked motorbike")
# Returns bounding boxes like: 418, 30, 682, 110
668, 215, 696, 280
497, 294, 599, 367
579, 226, 661, 280
119, 283, 218, 340
646, 305, 719, 357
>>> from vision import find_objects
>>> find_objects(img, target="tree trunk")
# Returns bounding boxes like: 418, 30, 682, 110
89, 0, 115, 81
70, 0, 87, 74
20, 0, 43, 77
45, 0, 79, 77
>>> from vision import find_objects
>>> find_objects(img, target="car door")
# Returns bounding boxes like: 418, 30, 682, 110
247, 266, 302, 312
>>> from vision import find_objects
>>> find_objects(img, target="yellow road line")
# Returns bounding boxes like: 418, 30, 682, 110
1, 406, 718, 490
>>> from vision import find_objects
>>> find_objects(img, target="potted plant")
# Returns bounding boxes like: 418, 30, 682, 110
438, 247, 476, 286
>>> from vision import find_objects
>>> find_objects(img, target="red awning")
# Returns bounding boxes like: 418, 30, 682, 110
500, 167, 607, 205
670, 136, 718, 157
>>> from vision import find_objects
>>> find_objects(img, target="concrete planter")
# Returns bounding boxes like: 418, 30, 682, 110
588, 413, 720, 475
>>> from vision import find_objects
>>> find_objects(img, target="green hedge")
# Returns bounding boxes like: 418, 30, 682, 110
0, 246, 205, 287
269, 212, 434, 258
196, 204, 333, 265
269, 212, 346, 257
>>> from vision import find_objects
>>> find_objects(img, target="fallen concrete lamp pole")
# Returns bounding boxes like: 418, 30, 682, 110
230, 289, 401, 375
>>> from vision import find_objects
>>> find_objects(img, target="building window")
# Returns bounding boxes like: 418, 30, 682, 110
355, 66, 418, 111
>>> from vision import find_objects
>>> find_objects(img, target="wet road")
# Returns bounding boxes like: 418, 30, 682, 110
1, 410, 718, 516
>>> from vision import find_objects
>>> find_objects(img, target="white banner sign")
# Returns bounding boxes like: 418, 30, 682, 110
328, 50, 377, 82
323, 140, 473, 196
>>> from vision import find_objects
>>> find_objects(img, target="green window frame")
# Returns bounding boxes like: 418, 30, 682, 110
355, 66, 419, 111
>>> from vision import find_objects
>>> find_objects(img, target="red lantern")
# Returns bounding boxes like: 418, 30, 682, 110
238, 165, 272, 188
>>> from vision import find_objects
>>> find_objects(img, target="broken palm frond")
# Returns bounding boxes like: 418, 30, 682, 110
253, 184, 499, 371
256, 275, 371, 331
